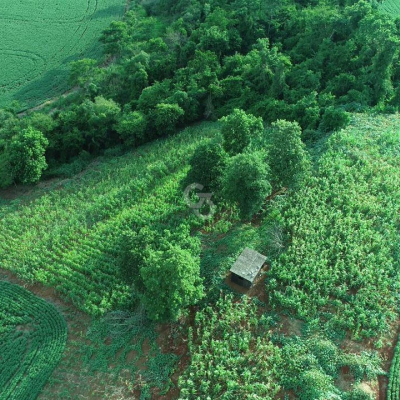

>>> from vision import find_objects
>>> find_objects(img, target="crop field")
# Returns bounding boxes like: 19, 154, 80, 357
0, 123, 219, 315
0, 280, 67, 399
0, 0, 126, 109
267, 114, 400, 339
379, 0, 400, 16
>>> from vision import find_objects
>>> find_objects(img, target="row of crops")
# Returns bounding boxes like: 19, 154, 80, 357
0, 280, 67, 399
0, 123, 218, 315
178, 295, 281, 399
379, 0, 400, 17
267, 114, 400, 339
388, 335, 400, 399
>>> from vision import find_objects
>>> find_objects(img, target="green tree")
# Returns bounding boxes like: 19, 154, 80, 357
116, 111, 147, 147
119, 225, 203, 322
268, 120, 311, 189
69, 59, 100, 93
319, 107, 350, 133
100, 21, 129, 57
152, 103, 184, 136
81, 96, 121, 152
9, 127, 49, 184
221, 109, 264, 155
223, 151, 271, 220
140, 245, 203, 322
186, 140, 228, 193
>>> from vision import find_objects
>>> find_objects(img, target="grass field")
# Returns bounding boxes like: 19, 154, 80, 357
0, 0, 126, 109
0, 280, 67, 399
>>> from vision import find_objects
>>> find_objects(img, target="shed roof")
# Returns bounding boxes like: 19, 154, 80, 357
230, 247, 267, 283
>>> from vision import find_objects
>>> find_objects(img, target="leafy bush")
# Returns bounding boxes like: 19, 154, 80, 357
9, 127, 49, 184
186, 139, 228, 193
116, 111, 147, 147
120, 224, 203, 322
221, 109, 264, 156
268, 119, 311, 189
319, 107, 350, 133
222, 151, 271, 220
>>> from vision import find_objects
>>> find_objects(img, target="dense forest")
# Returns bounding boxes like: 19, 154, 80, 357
1, 0, 400, 185
2, 0, 400, 398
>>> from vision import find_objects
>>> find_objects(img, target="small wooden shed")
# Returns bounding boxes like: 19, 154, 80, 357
230, 248, 267, 289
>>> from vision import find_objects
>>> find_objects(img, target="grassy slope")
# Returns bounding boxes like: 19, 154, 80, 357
0, 122, 220, 315
0, 0, 126, 109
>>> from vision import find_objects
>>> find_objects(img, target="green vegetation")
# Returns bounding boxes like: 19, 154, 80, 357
121, 224, 204, 322
186, 138, 228, 194
4, 0, 400, 185
380, 0, 400, 17
222, 151, 271, 220
79, 310, 179, 395
178, 295, 281, 399
0, 280, 67, 398
179, 295, 383, 400
267, 114, 400, 338
0, 0, 126, 109
267, 120, 311, 189
0, 123, 218, 315
8, 127, 49, 184
221, 109, 263, 156
2, 0, 400, 398
388, 335, 400, 400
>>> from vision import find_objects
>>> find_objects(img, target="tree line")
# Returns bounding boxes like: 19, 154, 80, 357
1, 0, 398, 187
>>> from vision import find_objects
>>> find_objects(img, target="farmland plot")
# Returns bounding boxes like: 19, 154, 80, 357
0, 280, 67, 399
0, 0, 125, 109
379, 0, 400, 16
0, 123, 219, 315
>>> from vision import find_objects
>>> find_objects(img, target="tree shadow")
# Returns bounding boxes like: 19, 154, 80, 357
12, 67, 68, 111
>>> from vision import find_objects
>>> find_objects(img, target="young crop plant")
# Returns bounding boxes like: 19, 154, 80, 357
0, 281, 67, 399
178, 294, 281, 399
267, 114, 400, 338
